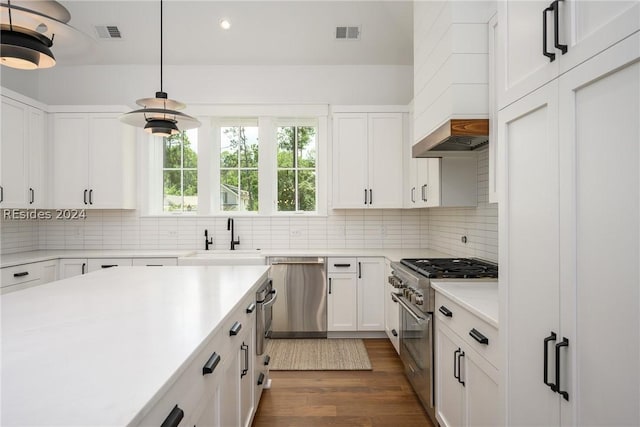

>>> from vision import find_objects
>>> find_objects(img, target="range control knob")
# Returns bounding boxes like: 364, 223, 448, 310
415, 294, 424, 305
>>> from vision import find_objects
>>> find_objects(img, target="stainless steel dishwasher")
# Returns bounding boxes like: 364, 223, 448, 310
268, 257, 327, 338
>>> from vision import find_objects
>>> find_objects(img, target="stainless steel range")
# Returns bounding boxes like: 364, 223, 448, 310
389, 258, 498, 423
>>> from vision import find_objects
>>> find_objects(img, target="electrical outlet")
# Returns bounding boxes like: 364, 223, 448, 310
290, 229, 302, 237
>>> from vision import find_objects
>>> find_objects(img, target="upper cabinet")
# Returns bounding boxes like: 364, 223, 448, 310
413, 1, 493, 146
497, 0, 639, 109
332, 111, 405, 209
1, 95, 47, 208
51, 111, 136, 209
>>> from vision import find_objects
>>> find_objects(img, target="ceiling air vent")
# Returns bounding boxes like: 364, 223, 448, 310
335, 26, 360, 40
95, 25, 122, 39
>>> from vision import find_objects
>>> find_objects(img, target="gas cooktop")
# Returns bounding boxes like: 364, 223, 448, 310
400, 258, 498, 279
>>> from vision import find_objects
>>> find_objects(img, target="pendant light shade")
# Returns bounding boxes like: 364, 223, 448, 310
120, 0, 200, 136
1, 27, 55, 69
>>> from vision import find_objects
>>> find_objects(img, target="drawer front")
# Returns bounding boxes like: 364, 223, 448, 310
328, 257, 357, 273
131, 258, 178, 267
2, 262, 44, 287
87, 258, 133, 272
435, 293, 499, 368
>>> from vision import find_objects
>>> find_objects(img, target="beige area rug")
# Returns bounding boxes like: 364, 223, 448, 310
266, 338, 372, 371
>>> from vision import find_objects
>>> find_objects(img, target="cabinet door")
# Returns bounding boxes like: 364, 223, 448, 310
497, 0, 559, 109
220, 357, 240, 427
87, 114, 136, 209
1, 97, 28, 207
464, 348, 499, 427
435, 323, 464, 427
367, 113, 404, 208
558, 35, 639, 426
332, 113, 368, 208
327, 274, 357, 331
356, 258, 385, 331
498, 81, 561, 426
28, 107, 46, 208
423, 158, 441, 207
52, 114, 89, 208
58, 258, 88, 279
239, 329, 254, 427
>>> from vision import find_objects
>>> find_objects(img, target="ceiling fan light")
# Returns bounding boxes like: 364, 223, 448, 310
0, 29, 55, 70
144, 118, 180, 137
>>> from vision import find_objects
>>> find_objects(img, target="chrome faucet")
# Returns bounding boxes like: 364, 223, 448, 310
204, 229, 213, 250
227, 218, 240, 250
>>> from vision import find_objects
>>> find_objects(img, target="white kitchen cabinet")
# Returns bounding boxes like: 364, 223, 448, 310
384, 259, 400, 354
0, 260, 57, 294
0, 96, 47, 208
498, 33, 639, 426
58, 258, 88, 279
434, 293, 499, 427
497, 0, 638, 109
332, 112, 404, 209
51, 112, 136, 209
131, 258, 178, 266
327, 257, 385, 332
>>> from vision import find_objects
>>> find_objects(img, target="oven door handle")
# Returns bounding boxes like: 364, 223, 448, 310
262, 289, 278, 308
396, 295, 427, 323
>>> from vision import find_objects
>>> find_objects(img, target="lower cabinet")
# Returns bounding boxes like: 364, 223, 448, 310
434, 294, 499, 427
0, 260, 57, 294
327, 257, 385, 332
58, 257, 178, 279
384, 260, 400, 353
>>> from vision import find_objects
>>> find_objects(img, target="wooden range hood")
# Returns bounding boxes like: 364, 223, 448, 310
412, 119, 489, 158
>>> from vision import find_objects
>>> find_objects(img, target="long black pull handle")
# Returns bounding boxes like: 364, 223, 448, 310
264, 355, 271, 366
458, 351, 466, 386
241, 342, 249, 377
364, 189, 368, 205
333, 263, 351, 268
13, 271, 29, 278
0, 185, 3, 203
246, 302, 256, 313
202, 352, 221, 375
160, 405, 184, 427
453, 349, 460, 381
328, 277, 332, 294
553, 0, 568, 54
555, 337, 570, 401
83, 189, 88, 205
543, 4, 556, 62
439, 306, 453, 317
89, 189, 93, 205
229, 321, 242, 336
369, 189, 372, 205
81, 263, 86, 274
358, 262, 362, 279
29, 188, 34, 204
257, 372, 265, 386
543, 332, 557, 390
469, 328, 489, 345
101, 264, 117, 269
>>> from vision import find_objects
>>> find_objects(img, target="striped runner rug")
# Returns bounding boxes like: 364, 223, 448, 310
266, 338, 372, 371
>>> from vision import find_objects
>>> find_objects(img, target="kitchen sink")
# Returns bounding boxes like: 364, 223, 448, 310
178, 249, 266, 266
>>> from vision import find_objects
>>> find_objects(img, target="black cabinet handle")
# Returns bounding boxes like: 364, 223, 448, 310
202, 352, 221, 375
101, 264, 117, 269
241, 342, 249, 377
552, 0, 568, 54
160, 405, 184, 427
13, 271, 29, 278
29, 188, 34, 204
469, 328, 489, 345
333, 263, 351, 267
83, 189, 88, 205
369, 189, 372, 205
364, 189, 368, 205
89, 189, 93, 205
257, 372, 265, 386
229, 321, 242, 336
457, 350, 466, 386
0, 185, 3, 203
454, 348, 460, 381
246, 302, 256, 313
392, 329, 398, 337
543, 4, 556, 62
544, 332, 557, 390
264, 355, 270, 366
81, 263, 86, 275
555, 337, 569, 401
358, 262, 362, 279
328, 277, 332, 294
439, 306, 453, 317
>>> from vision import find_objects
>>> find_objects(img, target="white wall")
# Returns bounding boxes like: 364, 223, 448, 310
36, 64, 413, 106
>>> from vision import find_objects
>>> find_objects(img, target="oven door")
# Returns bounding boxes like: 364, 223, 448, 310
256, 286, 277, 356
398, 296, 434, 417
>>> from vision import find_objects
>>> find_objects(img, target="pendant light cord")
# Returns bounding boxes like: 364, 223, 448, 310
7, 0, 13, 30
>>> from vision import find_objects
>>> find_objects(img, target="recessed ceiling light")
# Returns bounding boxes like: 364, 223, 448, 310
219, 19, 231, 30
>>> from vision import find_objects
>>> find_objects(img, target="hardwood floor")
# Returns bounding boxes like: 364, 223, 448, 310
252, 339, 435, 427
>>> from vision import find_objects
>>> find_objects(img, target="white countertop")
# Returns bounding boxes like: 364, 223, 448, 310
0, 248, 453, 268
430, 280, 499, 328
1, 265, 270, 426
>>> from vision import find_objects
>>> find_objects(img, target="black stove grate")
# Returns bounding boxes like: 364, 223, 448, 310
400, 258, 498, 279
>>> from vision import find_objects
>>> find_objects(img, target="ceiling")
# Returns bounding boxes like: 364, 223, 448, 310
42, 1, 414, 66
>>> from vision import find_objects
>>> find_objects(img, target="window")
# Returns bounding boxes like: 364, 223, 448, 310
220, 122, 259, 212
276, 124, 317, 212
162, 130, 198, 212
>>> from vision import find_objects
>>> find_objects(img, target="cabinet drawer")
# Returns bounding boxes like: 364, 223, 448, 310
328, 258, 357, 273
435, 293, 499, 368
131, 258, 178, 267
87, 258, 133, 272
1, 260, 56, 288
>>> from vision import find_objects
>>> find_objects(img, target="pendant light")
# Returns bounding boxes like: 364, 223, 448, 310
120, 0, 200, 137
0, 0, 58, 69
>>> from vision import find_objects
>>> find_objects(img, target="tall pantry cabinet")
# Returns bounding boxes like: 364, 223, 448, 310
497, 2, 639, 425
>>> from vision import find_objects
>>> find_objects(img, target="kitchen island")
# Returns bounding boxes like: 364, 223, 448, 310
1, 265, 270, 426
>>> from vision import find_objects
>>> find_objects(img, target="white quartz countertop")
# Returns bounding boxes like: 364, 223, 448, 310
1, 248, 453, 268
430, 280, 499, 328
1, 265, 270, 426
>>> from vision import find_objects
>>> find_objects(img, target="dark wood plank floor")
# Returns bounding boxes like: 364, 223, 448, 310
252, 339, 435, 427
